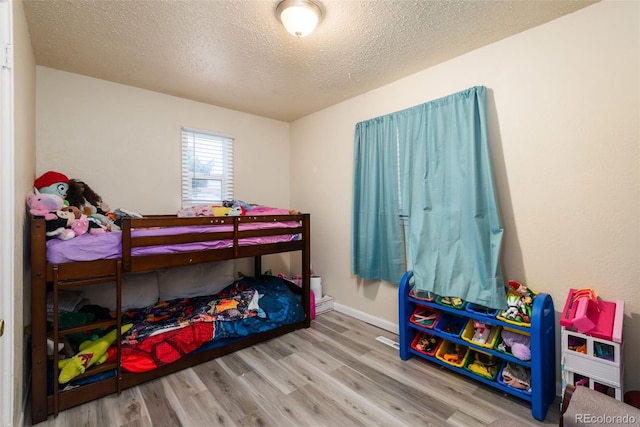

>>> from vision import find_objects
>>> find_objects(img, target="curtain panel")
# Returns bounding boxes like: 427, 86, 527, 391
352, 86, 506, 309
351, 116, 406, 283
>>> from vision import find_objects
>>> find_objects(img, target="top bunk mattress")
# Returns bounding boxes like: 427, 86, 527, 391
46, 217, 301, 264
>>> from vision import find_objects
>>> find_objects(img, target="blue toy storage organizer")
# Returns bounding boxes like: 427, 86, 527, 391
399, 271, 556, 421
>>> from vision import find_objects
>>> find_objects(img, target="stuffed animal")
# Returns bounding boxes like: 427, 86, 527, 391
26, 192, 64, 220
178, 204, 246, 218
47, 209, 80, 240
498, 329, 531, 361
27, 192, 75, 239
68, 208, 106, 236
58, 324, 132, 384
26, 191, 105, 240
501, 362, 531, 391
34, 171, 70, 202
66, 179, 119, 231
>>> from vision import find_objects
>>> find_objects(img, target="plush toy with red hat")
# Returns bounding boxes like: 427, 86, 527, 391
34, 171, 70, 202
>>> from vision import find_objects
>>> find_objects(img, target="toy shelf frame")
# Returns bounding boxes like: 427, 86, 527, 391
398, 271, 556, 421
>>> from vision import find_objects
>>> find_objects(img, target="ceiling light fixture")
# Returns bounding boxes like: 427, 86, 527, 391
276, 0, 323, 38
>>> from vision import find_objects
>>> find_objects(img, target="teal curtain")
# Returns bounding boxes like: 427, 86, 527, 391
352, 116, 406, 283
402, 86, 505, 309
352, 86, 506, 309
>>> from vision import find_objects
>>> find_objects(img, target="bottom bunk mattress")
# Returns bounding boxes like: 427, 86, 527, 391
120, 275, 305, 372
51, 275, 304, 392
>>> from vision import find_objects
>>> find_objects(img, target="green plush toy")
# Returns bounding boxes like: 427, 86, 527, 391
58, 324, 132, 384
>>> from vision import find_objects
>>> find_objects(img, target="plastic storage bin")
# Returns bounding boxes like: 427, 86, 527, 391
464, 349, 502, 381
435, 295, 466, 309
434, 312, 467, 338
494, 327, 531, 362
465, 303, 498, 318
498, 362, 532, 396
496, 288, 537, 327
409, 286, 436, 302
411, 332, 441, 357
436, 340, 468, 368
461, 319, 500, 349
409, 306, 440, 329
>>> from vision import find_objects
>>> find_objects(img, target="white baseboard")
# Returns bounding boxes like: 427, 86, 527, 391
333, 302, 399, 335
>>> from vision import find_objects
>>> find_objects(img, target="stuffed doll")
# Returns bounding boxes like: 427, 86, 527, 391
34, 171, 70, 203
67, 206, 107, 236
67, 179, 110, 216
67, 179, 119, 231
47, 209, 80, 240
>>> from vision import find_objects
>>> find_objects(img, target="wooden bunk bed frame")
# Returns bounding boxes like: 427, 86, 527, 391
30, 213, 311, 424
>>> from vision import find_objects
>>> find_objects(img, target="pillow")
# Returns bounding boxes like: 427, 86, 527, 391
157, 260, 235, 301
82, 271, 159, 311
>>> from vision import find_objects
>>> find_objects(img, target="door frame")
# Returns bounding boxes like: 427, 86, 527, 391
0, 0, 15, 425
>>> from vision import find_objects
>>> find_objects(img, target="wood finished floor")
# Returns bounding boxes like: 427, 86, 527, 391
28, 311, 560, 427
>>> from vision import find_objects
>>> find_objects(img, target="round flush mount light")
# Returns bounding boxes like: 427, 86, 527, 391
276, 0, 323, 38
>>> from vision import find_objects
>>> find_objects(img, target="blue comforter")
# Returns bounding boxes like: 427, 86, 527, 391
213, 275, 305, 339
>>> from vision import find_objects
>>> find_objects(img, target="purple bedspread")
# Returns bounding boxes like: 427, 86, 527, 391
46, 222, 299, 264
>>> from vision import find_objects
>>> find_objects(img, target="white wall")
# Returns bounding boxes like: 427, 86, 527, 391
36, 68, 292, 215
34, 0, 639, 394
36, 68, 294, 275
13, 0, 36, 424
290, 0, 640, 390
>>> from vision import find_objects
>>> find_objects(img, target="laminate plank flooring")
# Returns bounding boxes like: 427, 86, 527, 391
28, 311, 560, 427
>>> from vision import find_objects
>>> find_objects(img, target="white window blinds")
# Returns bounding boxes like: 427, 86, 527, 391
181, 127, 234, 207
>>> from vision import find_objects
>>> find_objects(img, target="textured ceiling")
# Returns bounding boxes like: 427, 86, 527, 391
23, 0, 597, 122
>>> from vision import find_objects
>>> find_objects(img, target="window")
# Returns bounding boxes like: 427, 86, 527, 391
181, 127, 234, 207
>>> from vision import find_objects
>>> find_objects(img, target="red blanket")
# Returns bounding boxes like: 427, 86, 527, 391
120, 285, 259, 372
121, 322, 213, 372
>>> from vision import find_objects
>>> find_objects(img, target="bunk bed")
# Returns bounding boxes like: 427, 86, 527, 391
30, 212, 311, 424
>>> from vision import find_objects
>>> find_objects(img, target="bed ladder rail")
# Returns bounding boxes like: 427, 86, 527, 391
49, 260, 123, 416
